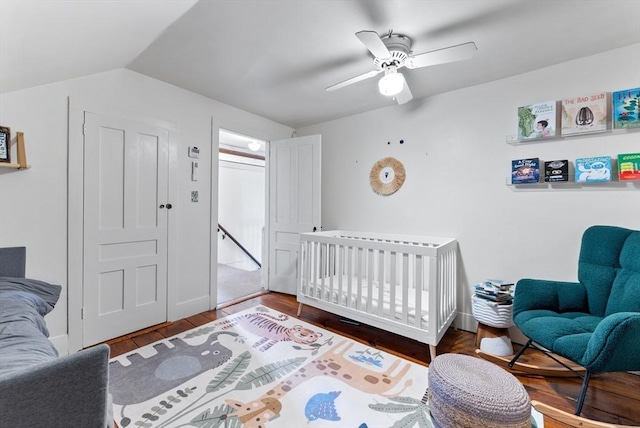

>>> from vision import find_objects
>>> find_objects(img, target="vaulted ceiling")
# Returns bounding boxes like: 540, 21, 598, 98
2, 0, 639, 128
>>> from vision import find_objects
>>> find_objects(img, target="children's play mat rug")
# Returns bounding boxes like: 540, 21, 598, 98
109, 305, 543, 428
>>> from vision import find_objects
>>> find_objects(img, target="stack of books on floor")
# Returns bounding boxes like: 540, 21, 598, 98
472, 280, 515, 328
473, 279, 514, 305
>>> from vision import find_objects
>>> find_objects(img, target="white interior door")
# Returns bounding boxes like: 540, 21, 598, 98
267, 135, 321, 294
82, 112, 169, 347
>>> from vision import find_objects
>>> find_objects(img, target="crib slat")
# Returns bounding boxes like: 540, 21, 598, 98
378, 250, 385, 318
429, 253, 439, 333
367, 248, 374, 313
414, 255, 422, 328
356, 246, 363, 311
390, 251, 396, 320
347, 246, 353, 309
338, 244, 344, 305
401, 252, 409, 323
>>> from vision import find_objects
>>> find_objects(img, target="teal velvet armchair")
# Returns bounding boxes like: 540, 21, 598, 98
511, 225, 640, 415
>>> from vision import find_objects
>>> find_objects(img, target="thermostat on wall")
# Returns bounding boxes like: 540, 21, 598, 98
188, 146, 200, 158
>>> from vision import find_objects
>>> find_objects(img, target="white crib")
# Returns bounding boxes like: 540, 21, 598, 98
297, 230, 458, 360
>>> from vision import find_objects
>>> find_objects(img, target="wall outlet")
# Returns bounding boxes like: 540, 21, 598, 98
191, 190, 198, 202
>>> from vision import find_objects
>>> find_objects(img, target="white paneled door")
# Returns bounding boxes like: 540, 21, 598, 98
267, 135, 321, 295
82, 112, 169, 347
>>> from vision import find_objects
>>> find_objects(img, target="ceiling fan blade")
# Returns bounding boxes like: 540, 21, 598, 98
394, 76, 413, 105
356, 30, 391, 59
405, 41, 477, 69
325, 69, 381, 92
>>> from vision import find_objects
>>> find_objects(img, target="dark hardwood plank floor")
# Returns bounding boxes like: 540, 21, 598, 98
104, 292, 640, 428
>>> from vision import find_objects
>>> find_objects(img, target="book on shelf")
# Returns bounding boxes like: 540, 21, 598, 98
561, 92, 609, 136
618, 152, 640, 181
544, 159, 570, 182
511, 158, 540, 184
575, 156, 612, 183
612, 87, 640, 129
517, 101, 557, 140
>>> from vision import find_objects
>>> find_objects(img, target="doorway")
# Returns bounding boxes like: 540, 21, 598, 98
217, 129, 266, 304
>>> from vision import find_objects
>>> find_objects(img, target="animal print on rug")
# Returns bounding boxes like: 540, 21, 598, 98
109, 306, 541, 428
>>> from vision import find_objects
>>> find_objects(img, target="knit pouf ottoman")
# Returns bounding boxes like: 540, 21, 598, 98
428, 353, 531, 428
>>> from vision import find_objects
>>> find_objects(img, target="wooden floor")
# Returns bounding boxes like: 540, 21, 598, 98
105, 292, 640, 427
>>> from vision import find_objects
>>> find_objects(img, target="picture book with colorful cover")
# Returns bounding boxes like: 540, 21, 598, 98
517, 101, 557, 140
511, 158, 540, 184
561, 92, 608, 135
544, 159, 569, 182
618, 153, 640, 181
575, 156, 611, 183
612, 87, 640, 129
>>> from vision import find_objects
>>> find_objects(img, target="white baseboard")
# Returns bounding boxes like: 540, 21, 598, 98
454, 311, 477, 333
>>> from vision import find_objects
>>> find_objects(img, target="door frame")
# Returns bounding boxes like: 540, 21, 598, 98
210, 120, 274, 307
67, 97, 179, 352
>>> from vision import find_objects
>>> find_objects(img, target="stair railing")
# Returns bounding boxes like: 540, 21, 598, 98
218, 223, 261, 268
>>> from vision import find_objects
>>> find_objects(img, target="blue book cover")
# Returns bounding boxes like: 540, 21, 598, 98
575, 156, 611, 183
612, 87, 640, 129
511, 158, 540, 184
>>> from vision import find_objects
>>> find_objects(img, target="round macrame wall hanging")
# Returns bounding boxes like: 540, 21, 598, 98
369, 157, 406, 196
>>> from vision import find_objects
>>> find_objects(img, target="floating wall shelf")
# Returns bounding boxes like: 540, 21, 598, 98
506, 126, 640, 145
506, 179, 640, 191
0, 132, 29, 170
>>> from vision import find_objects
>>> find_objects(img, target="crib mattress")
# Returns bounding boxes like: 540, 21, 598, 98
302, 275, 430, 328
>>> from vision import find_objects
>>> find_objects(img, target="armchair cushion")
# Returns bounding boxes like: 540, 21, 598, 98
578, 225, 635, 316
605, 232, 640, 315
513, 279, 588, 317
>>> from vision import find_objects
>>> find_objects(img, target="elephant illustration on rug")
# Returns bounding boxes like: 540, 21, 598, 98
109, 330, 238, 405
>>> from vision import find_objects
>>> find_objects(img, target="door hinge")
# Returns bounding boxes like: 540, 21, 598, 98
81, 307, 85, 319
82, 123, 87, 136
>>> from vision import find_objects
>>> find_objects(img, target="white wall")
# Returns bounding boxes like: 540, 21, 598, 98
297, 43, 640, 332
218, 157, 265, 270
0, 69, 293, 352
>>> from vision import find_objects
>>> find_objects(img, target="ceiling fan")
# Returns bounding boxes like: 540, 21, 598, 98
326, 30, 477, 105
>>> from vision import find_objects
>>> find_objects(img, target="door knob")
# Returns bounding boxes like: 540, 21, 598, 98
166, 204, 173, 209
159, 204, 165, 209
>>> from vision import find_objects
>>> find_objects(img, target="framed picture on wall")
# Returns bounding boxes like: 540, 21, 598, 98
0, 126, 10, 163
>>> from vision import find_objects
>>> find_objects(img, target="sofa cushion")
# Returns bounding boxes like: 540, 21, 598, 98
0, 277, 62, 314
0, 278, 62, 376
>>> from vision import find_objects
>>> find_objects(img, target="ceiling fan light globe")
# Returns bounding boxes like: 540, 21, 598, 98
378, 71, 404, 96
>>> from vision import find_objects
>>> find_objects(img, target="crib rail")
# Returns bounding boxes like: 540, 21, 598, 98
298, 230, 457, 348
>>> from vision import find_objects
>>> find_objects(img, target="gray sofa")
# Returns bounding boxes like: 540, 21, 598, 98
0, 247, 112, 428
